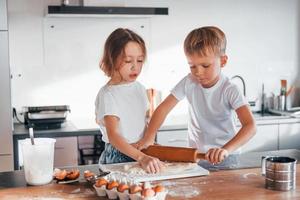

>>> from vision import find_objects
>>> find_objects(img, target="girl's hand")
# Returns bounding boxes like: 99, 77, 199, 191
137, 154, 165, 174
205, 148, 229, 164
132, 138, 155, 150
131, 142, 140, 149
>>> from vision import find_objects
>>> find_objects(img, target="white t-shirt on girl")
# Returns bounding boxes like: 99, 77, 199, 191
95, 81, 149, 144
171, 72, 248, 153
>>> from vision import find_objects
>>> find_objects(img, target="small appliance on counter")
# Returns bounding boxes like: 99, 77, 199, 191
23, 105, 70, 130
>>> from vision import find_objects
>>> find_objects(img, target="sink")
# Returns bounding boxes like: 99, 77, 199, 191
268, 108, 300, 118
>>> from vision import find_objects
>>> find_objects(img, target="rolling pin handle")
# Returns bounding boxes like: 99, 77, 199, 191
196, 153, 206, 160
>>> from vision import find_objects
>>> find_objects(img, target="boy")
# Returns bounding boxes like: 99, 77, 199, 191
136, 26, 256, 168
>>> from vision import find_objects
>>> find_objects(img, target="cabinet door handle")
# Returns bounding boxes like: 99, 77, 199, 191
168, 139, 188, 143
0, 154, 11, 156
55, 147, 65, 150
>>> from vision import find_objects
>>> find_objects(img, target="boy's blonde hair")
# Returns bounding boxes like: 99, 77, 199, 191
184, 26, 227, 57
100, 28, 146, 77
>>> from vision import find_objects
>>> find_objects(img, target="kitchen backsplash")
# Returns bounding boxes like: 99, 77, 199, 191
8, 0, 300, 127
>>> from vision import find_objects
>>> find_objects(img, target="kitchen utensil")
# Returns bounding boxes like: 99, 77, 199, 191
278, 95, 286, 111
142, 145, 205, 162
147, 88, 162, 118
286, 86, 295, 97
261, 84, 265, 115
98, 167, 111, 177
29, 127, 35, 145
280, 80, 287, 111
86, 174, 110, 184
261, 156, 297, 191
20, 138, 56, 185
85, 168, 110, 184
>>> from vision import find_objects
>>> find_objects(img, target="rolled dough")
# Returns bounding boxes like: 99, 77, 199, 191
123, 162, 198, 175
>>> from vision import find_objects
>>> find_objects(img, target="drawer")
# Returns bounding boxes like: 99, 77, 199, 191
157, 130, 188, 147
78, 136, 94, 149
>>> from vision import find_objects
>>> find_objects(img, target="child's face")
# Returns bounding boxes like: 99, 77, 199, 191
118, 41, 145, 83
186, 52, 227, 88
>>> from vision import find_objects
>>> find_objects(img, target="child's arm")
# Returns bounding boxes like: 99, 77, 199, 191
205, 105, 256, 164
104, 115, 164, 173
135, 94, 179, 150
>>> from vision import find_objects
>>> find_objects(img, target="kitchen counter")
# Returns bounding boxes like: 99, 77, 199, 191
1, 149, 299, 199
13, 121, 100, 137
1, 166, 300, 200
13, 122, 101, 170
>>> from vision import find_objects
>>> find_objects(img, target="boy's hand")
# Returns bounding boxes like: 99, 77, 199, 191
137, 154, 165, 174
205, 148, 229, 164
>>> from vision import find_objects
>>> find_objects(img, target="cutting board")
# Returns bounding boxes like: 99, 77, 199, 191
100, 162, 209, 182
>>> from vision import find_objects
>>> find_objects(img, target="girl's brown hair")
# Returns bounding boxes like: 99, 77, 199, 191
100, 28, 146, 77
184, 26, 227, 57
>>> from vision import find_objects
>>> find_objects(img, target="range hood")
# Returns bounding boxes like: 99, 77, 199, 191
47, 5, 168, 17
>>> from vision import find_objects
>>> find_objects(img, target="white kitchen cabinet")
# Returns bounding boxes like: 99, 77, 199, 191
157, 130, 189, 147
54, 137, 78, 167
157, 124, 280, 152
0, 0, 13, 172
156, 118, 300, 153
279, 123, 300, 150
0, 0, 8, 30
240, 124, 279, 153
0, 31, 12, 156
0, 155, 13, 172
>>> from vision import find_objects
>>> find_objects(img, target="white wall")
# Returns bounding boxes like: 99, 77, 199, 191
8, 0, 300, 128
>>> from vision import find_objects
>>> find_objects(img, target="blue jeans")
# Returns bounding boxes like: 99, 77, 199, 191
99, 143, 135, 164
198, 154, 240, 170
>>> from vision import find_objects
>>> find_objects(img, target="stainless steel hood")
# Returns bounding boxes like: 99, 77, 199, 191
47, 5, 168, 17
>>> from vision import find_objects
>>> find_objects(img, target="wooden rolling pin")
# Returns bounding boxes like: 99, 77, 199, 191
141, 145, 205, 163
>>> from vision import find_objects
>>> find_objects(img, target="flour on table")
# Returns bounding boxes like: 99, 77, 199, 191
123, 162, 198, 175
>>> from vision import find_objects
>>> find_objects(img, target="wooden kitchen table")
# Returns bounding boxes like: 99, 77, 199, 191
0, 165, 299, 200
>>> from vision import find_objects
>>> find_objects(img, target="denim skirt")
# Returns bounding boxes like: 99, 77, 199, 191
99, 143, 135, 164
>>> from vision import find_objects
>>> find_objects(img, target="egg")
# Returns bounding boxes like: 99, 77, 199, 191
95, 178, 108, 187
54, 169, 67, 181
142, 188, 156, 197
117, 183, 129, 192
154, 185, 165, 193
84, 170, 95, 179
129, 185, 143, 194
107, 180, 119, 190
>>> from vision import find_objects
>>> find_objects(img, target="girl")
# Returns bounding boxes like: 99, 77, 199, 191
95, 28, 164, 173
